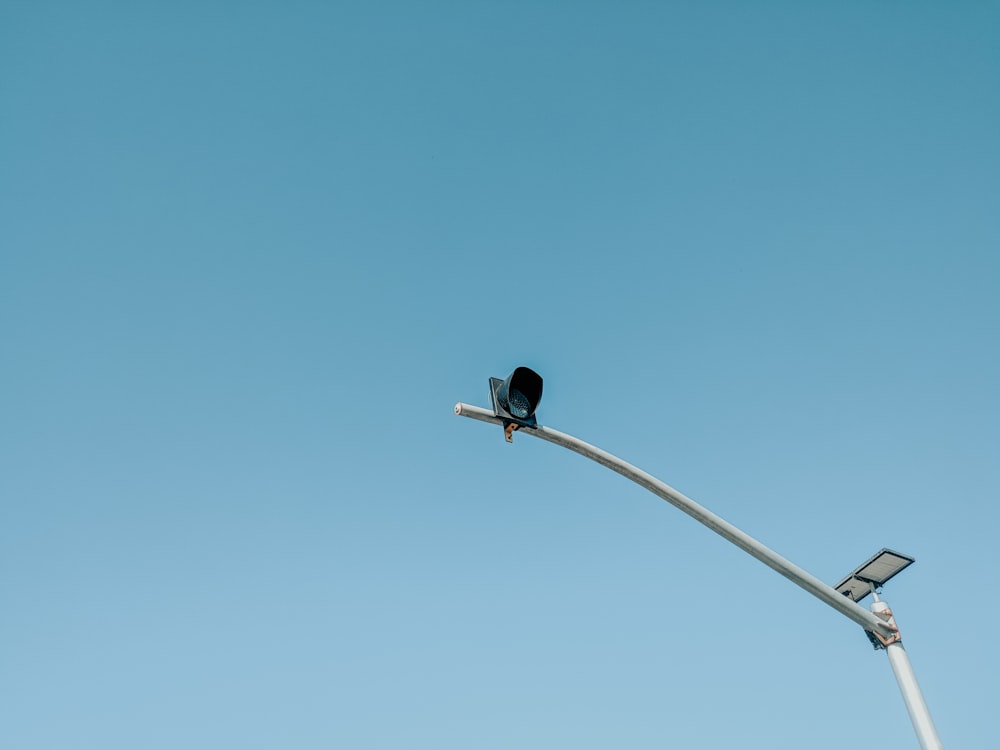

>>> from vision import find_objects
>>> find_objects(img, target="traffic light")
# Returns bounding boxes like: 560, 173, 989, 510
489, 367, 543, 440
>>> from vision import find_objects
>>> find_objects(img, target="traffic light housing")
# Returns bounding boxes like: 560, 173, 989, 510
489, 367, 543, 439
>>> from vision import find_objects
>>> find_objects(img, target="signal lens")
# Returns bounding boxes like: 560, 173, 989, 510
507, 388, 531, 418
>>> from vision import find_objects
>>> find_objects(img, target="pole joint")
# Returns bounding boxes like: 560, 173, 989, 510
867, 600, 902, 650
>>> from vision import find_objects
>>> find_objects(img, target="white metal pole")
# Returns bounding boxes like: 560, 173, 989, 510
456, 401, 952, 747
454, 402, 894, 636
871, 601, 944, 750
456, 401, 948, 747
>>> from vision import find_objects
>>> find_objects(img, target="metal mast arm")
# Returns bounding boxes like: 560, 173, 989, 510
454, 402, 895, 638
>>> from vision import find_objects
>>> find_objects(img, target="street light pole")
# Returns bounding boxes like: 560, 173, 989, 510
454, 400, 943, 749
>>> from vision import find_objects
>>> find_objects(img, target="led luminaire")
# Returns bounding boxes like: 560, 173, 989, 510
834, 548, 915, 603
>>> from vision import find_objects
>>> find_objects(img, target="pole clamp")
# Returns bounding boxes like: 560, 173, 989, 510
866, 601, 902, 650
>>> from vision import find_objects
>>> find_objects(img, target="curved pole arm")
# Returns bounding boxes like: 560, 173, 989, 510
454, 402, 895, 638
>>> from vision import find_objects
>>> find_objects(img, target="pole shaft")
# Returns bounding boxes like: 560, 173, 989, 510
454, 402, 894, 636
885, 641, 943, 749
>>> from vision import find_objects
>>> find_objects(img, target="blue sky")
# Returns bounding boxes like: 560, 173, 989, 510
2, 2, 997, 748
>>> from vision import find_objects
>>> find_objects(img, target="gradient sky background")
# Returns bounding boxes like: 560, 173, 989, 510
2, 2, 998, 748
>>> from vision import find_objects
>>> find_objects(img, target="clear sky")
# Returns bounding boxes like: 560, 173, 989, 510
2, 2, 997, 748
